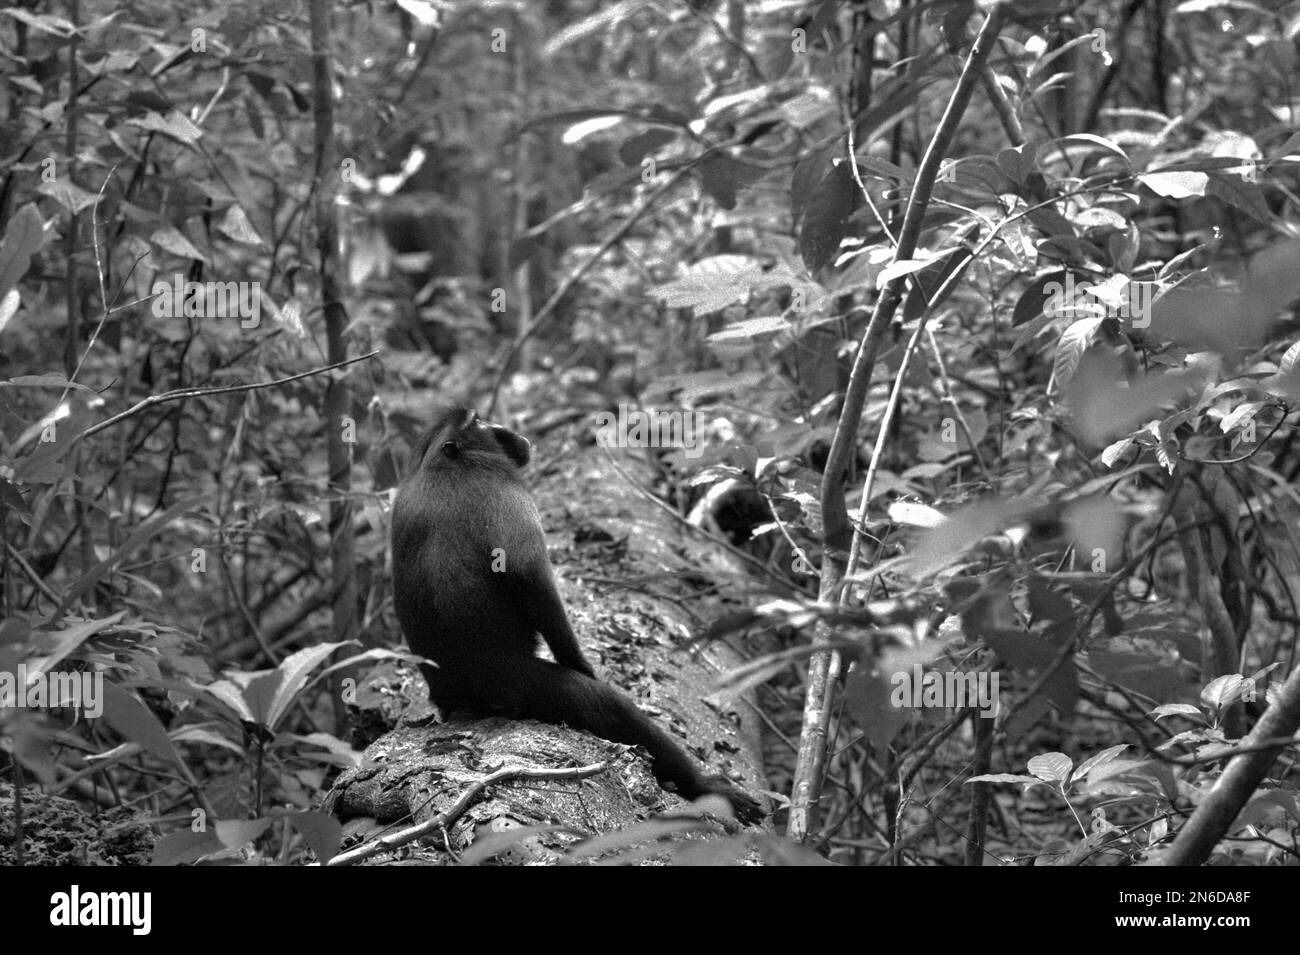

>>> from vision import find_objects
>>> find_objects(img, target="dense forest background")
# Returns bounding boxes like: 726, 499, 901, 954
3, 0, 1300, 867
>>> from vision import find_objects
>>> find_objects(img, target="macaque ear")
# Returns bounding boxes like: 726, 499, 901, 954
491, 424, 531, 467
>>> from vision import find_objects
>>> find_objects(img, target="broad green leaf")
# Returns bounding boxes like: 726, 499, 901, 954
1100, 436, 1135, 468
24, 612, 126, 680
1150, 703, 1205, 721
214, 818, 273, 850
966, 773, 1042, 785
1279, 340, 1300, 374
151, 830, 225, 866
101, 680, 186, 770
651, 255, 766, 315
1049, 315, 1105, 396
1139, 171, 1207, 198
1027, 752, 1074, 784
285, 811, 343, 863
1201, 674, 1248, 710
798, 159, 859, 272
1071, 744, 1128, 783
0, 204, 48, 298
264, 641, 354, 730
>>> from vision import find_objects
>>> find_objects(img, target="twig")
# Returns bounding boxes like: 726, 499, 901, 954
325, 761, 612, 866
69, 351, 378, 448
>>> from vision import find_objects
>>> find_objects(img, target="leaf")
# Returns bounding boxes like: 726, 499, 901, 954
1154, 439, 1177, 474
1100, 436, 1135, 468
150, 830, 225, 866
966, 773, 1042, 785
1027, 576, 1074, 624
706, 315, 789, 345
1279, 341, 1300, 375
542, 0, 650, 57
216, 205, 262, 246
850, 68, 934, 147
101, 680, 186, 770
24, 612, 126, 680
1270, 127, 1300, 159
284, 732, 364, 768
169, 725, 245, 755
0, 7, 76, 35
843, 642, 946, 747
1086, 757, 1173, 795
1027, 752, 1074, 785
1010, 662, 1078, 743
582, 163, 645, 196
1026, 205, 1075, 239
0, 476, 29, 515
1071, 744, 1128, 784
1150, 703, 1205, 721
394, 0, 439, 26
284, 811, 343, 864
1218, 401, 1262, 433
1031, 33, 1106, 77
1201, 674, 1248, 711
199, 679, 256, 723
789, 137, 840, 225
876, 256, 938, 288
1048, 315, 1105, 397
1263, 366, 1300, 399
1174, 0, 1269, 11
842, 663, 910, 748
0, 203, 48, 298
150, 225, 207, 261
1138, 171, 1208, 198
1237, 790, 1300, 830
901, 244, 975, 322
888, 500, 947, 528
264, 641, 354, 730
1205, 170, 1270, 223
1013, 271, 1069, 327
651, 255, 766, 316
126, 110, 203, 145
1037, 134, 1130, 169
214, 818, 273, 850
0, 289, 22, 332
798, 158, 859, 272
1010, 308, 1063, 353
618, 128, 677, 165
698, 153, 766, 210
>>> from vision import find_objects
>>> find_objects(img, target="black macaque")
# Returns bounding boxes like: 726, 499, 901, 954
391, 407, 763, 823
